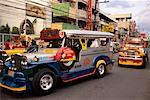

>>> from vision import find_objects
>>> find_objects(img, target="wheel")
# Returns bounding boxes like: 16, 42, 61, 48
140, 57, 146, 69
95, 63, 106, 78
118, 63, 122, 67
32, 68, 57, 95
60, 60, 75, 71
117, 58, 122, 67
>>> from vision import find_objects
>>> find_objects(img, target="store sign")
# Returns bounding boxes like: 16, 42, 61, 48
101, 24, 114, 33
26, 3, 46, 19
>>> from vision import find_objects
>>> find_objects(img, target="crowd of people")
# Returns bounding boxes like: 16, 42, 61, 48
4, 39, 25, 50
4, 38, 37, 50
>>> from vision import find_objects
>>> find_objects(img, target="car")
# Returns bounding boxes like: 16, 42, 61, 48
0, 30, 114, 95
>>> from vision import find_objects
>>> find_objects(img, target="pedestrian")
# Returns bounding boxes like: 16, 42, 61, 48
4, 39, 11, 50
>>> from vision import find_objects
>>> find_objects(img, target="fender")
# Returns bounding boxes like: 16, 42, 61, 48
26, 61, 62, 76
93, 55, 111, 66
96, 60, 106, 68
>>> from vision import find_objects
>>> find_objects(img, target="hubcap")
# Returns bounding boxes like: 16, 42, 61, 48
40, 74, 53, 90
98, 64, 105, 75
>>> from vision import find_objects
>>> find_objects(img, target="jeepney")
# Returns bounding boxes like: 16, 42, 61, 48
118, 37, 148, 68
0, 30, 114, 95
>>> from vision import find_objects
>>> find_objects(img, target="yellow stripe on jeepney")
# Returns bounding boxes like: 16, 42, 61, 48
60, 58, 76, 62
96, 60, 106, 68
43, 49, 57, 53
4, 49, 26, 56
0, 83, 26, 91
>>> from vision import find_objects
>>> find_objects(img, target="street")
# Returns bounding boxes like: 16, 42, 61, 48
0, 53, 150, 100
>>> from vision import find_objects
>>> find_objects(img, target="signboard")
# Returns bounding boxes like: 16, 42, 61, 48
101, 24, 114, 33
26, 3, 46, 19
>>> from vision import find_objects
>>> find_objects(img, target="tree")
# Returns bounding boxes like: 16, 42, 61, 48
11, 26, 19, 34
0, 24, 10, 34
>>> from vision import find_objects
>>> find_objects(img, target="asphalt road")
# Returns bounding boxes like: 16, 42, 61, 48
1, 53, 150, 100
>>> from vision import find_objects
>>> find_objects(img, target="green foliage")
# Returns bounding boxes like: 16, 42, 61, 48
0, 24, 10, 34
11, 26, 20, 34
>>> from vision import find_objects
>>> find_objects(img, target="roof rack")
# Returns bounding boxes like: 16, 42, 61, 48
62, 30, 114, 38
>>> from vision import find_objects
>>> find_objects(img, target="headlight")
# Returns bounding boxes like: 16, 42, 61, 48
32, 56, 39, 62
139, 48, 144, 53
2, 54, 8, 57
135, 52, 139, 55
21, 61, 28, 65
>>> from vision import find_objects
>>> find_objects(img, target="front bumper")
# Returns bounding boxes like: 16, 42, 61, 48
118, 56, 143, 66
0, 83, 26, 91
0, 70, 27, 92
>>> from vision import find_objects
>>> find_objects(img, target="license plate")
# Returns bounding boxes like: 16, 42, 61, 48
127, 60, 133, 63
8, 70, 14, 77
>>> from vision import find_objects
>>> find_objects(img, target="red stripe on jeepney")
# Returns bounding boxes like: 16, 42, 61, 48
62, 69, 96, 83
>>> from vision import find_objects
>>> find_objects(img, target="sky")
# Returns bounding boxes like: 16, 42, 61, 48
99, 0, 150, 34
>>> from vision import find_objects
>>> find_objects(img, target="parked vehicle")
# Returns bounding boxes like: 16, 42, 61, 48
0, 30, 114, 95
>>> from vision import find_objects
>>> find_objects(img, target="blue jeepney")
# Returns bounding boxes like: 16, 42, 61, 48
0, 30, 114, 95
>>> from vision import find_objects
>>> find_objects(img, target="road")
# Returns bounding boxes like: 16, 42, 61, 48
1, 53, 150, 100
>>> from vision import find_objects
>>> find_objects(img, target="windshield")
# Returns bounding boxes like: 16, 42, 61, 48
125, 43, 143, 47
47, 39, 63, 48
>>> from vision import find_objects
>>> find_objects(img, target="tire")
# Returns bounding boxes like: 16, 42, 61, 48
141, 57, 146, 69
95, 63, 106, 78
60, 60, 75, 71
118, 62, 122, 67
118, 58, 122, 67
118, 63, 122, 67
32, 68, 57, 95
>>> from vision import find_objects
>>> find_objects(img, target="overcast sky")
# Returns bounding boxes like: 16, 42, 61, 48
99, 0, 150, 34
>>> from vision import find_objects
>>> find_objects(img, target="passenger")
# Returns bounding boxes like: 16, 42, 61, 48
27, 40, 38, 53
90, 39, 99, 48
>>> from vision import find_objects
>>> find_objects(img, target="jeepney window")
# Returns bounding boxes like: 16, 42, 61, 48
47, 39, 63, 48
87, 39, 94, 47
64, 38, 72, 47
90, 39, 100, 48
100, 38, 109, 46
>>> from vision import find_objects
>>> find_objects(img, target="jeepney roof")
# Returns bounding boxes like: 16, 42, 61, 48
62, 30, 114, 38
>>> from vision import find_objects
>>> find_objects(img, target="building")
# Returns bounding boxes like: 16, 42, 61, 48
0, 0, 52, 35
0, 0, 117, 35
111, 13, 132, 42
99, 10, 117, 33
111, 13, 132, 30
51, 0, 100, 30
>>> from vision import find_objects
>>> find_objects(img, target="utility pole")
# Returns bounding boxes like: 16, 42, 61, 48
93, 0, 109, 31
76, 0, 78, 27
